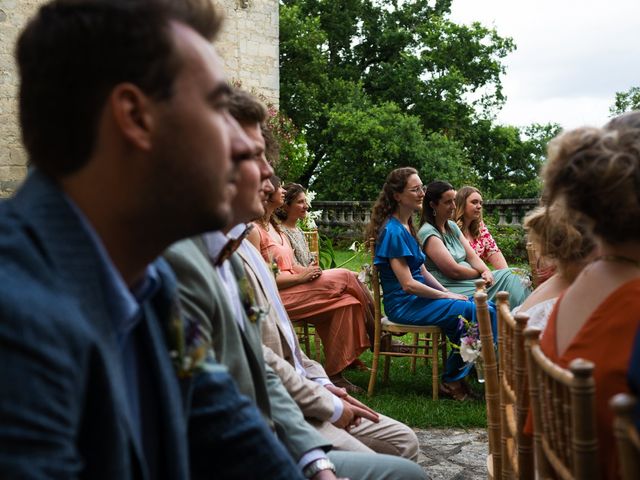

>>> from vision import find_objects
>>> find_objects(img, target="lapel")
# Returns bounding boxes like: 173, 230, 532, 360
11, 171, 146, 473
236, 247, 296, 361
143, 262, 189, 478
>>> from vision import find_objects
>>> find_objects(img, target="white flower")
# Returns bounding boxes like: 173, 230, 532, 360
460, 340, 481, 363
305, 190, 317, 207
348, 241, 359, 252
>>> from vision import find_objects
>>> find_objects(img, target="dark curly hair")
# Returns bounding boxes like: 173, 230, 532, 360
365, 167, 418, 245
543, 111, 640, 244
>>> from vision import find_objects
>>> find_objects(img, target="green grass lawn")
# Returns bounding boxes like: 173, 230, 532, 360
312, 249, 489, 429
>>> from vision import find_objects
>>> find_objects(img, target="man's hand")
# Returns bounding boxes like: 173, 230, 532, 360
332, 398, 379, 430
325, 384, 380, 424
311, 470, 347, 480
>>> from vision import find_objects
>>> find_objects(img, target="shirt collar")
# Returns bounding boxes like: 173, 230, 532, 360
62, 194, 156, 344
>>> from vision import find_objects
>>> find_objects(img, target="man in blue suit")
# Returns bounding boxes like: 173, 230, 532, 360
0, 0, 302, 478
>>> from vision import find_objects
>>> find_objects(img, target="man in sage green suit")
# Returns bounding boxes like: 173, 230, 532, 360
164, 88, 427, 480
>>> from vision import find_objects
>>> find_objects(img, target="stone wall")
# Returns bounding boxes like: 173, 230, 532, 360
0, 0, 279, 197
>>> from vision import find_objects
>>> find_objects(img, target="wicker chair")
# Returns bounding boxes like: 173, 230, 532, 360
367, 239, 446, 400
496, 292, 534, 480
610, 393, 640, 480
524, 328, 599, 480
475, 290, 501, 479
293, 229, 322, 362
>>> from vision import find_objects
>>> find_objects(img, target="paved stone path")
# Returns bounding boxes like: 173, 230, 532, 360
414, 428, 488, 479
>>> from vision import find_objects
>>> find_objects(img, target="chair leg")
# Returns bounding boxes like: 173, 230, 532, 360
302, 321, 311, 357
313, 328, 322, 362
410, 333, 419, 374
383, 355, 391, 384
432, 332, 440, 400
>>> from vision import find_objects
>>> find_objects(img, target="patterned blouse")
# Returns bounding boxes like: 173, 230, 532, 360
281, 226, 314, 267
468, 221, 501, 261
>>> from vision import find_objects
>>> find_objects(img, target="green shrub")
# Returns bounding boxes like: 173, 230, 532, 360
483, 219, 527, 265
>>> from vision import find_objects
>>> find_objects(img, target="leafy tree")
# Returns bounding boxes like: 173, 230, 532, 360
610, 86, 640, 116
311, 100, 477, 200
464, 121, 561, 198
280, 0, 515, 193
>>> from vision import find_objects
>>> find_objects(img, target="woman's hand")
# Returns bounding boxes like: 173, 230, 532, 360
301, 265, 322, 282
446, 291, 469, 301
480, 270, 494, 287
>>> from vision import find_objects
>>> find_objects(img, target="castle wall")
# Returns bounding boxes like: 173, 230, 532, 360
0, 0, 279, 196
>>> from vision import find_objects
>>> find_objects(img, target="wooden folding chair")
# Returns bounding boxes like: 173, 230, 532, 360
367, 239, 447, 400
610, 393, 640, 480
496, 291, 534, 480
475, 290, 501, 479
524, 328, 599, 480
293, 230, 322, 361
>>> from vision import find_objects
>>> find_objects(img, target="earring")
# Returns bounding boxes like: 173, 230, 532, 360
433, 208, 437, 218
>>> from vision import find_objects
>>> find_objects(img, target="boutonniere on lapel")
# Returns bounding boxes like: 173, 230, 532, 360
237, 275, 270, 323
168, 302, 208, 378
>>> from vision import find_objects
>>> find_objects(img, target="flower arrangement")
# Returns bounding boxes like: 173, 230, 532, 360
454, 315, 484, 382
457, 316, 481, 362
511, 267, 532, 289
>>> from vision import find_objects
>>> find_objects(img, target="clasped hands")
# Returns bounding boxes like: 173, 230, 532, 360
480, 269, 494, 286
325, 384, 380, 431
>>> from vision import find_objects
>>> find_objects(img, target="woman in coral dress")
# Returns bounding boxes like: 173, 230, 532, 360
250, 177, 371, 392
535, 111, 640, 479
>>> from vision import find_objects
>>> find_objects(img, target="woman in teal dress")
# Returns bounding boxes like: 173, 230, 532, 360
417, 181, 530, 307
366, 168, 496, 400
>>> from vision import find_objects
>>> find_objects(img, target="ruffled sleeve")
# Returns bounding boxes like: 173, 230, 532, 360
375, 219, 419, 265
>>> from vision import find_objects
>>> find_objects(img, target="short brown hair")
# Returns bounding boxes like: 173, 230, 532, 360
16, 0, 221, 178
228, 88, 267, 126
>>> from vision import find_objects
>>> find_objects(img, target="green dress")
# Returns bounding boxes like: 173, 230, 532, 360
416, 220, 530, 306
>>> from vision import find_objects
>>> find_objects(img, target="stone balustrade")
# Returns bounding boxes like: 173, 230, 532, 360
313, 198, 540, 239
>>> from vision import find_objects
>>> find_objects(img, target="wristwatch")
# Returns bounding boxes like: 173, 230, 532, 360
303, 458, 336, 478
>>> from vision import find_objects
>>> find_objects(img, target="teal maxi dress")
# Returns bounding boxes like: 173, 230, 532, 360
417, 220, 530, 307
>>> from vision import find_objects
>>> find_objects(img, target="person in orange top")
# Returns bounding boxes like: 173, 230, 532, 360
536, 111, 640, 479
248, 176, 371, 393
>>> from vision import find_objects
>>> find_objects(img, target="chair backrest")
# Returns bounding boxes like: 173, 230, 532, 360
610, 393, 640, 480
496, 292, 533, 480
303, 229, 320, 262
524, 328, 599, 480
475, 290, 501, 477
526, 242, 540, 289
368, 238, 384, 350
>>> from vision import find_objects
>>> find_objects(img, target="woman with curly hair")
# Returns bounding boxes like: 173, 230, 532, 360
250, 176, 372, 392
454, 186, 508, 269
366, 167, 496, 401
514, 204, 596, 331
535, 111, 640, 479
417, 181, 530, 306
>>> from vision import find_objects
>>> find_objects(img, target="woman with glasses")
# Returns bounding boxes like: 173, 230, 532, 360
366, 167, 495, 401
417, 181, 530, 306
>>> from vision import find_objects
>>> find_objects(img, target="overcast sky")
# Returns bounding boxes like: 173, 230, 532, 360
449, 0, 640, 130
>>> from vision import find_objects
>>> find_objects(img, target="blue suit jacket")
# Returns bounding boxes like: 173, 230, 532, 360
0, 171, 300, 480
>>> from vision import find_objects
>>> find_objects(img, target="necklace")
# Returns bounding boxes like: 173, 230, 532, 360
593, 254, 640, 269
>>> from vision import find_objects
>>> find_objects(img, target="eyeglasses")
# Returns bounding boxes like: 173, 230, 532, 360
407, 185, 427, 195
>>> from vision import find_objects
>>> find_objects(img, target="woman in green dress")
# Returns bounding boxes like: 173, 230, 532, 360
416, 181, 530, 307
